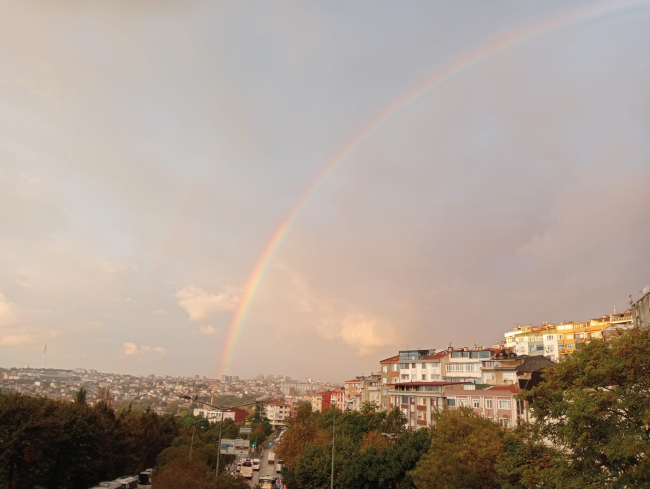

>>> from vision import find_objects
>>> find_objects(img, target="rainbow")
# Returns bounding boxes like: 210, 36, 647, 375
215, 0, 649, 377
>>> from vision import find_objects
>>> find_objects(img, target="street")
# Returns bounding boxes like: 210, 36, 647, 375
250, 431, 282, 487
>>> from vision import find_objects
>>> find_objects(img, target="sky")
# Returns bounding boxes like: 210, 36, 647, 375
1, 0, 649, 382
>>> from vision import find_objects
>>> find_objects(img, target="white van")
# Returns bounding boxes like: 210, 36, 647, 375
241, 460, 254, 479
268, 451, 276, 464
276, 460, 284, 474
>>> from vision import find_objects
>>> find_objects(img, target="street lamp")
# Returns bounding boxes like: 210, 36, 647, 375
319, 397, 339, 489
179, 395, 268, 476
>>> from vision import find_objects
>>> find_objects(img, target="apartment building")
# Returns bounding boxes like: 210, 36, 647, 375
310, 389, 345, 412
387, 381, 472, 430
264, 401, 291, 428
379, 355, 400, 410
344, 379, 361, 411
444, 385, 526, 428
444, 346, 495, 384
633, 290, 650, 329
481, 353, 554, 386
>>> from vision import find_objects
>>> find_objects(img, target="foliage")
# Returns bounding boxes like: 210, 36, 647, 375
74, 386, 87, 405
0, 392, 178, 488
278, 402, 431, 489
410, 407, 505, 489
152, 457, 209, 489
521, 327, 650, 487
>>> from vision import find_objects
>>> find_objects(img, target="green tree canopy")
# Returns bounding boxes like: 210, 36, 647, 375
521, 327, 650, 487
410, 407, 505, 489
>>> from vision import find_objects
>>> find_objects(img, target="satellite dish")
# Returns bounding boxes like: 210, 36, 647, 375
643, 285, 650, 295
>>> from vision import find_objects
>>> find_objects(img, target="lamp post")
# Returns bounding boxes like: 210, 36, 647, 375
180, 395, 270, 477
319, 396, 339, 489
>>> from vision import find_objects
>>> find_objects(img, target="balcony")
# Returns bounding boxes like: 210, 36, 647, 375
416, 405, 427, 411
417, 420, 427, 426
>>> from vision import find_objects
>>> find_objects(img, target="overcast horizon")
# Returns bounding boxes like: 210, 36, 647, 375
1, 0, 650, 383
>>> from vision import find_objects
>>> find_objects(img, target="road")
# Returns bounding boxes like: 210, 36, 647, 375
251, 431, 282, 487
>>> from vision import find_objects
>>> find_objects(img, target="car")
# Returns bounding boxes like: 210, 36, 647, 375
259, 475, 274, 489
253, 459, 261, 471
268, 451, 276, 464
236, 462, 242, 473
276, 460, 284, 474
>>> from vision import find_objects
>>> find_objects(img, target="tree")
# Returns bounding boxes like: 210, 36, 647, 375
410, 407, 505, 489
151, 457, 208, 489
204, 472, 256, 489
521, 327, 650, 487
495, 424, 559, 489
75, 386, 87, 405
380, 406, 407, 435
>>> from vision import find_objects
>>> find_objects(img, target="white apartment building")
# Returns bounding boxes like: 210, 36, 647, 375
264, 401, 291, 428
444, 347, 494, 384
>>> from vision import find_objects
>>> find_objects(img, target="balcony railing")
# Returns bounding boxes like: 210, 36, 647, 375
416, 405, 427, 411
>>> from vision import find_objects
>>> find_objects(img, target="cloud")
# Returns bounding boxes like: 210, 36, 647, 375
338, 314, 399, 356
0, 293, 19, 327
123, 342, 167, 355
197, 325, 215, 335
0, 334, 33, 346
122, 342, 138, 355
176, 285, 240, 321
152, 309, 168, 316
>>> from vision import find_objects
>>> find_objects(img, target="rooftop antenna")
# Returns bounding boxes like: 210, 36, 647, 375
41, 344, 47, 369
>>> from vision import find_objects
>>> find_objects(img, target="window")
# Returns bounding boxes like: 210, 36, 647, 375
382, 365, 388, 373
399, 363, 409, 369
558, 343, 565, 349
430, 374, 440, 380
558, 334, 564, 340
483, 373, 494, 380
447, 398, 456, 407
451, 352, 470, 358
421, 363, 427, 368
566, 334, 573, 340
499, 418, 511, 428
411, 374, 417, 380
391, 364, 399, 372
401, 374, 409, 380
498, 400, 511, 410
421, 374, 426, 380
431, 361, 440, 367
485, 399, 493, 409
472, 399, 480, 408
567, 344, 575, 350
502, 372, 517, 381
575, 333, 585, 339
483, 361, 498, 368
401, 396, 408, 404
411, 363, 416, 368
458, 398, 468, 407
382, 378, 387, 384
545, 335, 554, 340
546, 345, 554, 352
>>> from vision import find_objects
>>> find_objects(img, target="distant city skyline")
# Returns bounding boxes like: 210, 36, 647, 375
1, 0, 649, 380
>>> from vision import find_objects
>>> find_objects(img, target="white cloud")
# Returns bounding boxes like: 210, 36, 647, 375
337, 314, 399, 356
0, 293, 18, 327
176, 285, 240, 321
123, 342, 167, 355
152, 309, 168, 316
0, 334, 33, 346
197, 325, 215, 335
